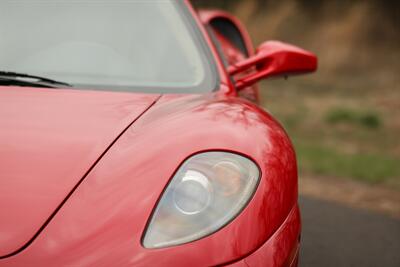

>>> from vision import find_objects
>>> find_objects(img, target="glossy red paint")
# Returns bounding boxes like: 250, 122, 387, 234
0, 87, 160, 257
0, 91, 297, 266
0, 1, 318, 266
229, 41, 318, 90
227, 205, 300, 267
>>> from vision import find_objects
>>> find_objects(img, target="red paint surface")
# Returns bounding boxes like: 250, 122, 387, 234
0, 87, 159, 257
229, 41, 317, 90
227, 205, 301, 267
0, 91, 298, 266
0, 1, 318, 266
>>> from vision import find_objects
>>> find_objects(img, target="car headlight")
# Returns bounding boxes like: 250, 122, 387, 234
142, 151, 260, 248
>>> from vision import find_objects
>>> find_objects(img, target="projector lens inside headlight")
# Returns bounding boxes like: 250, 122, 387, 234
173, 170, 212, 215
142, 151, 260, 248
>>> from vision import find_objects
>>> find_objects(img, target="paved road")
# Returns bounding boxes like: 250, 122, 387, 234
299, 196, 400, 267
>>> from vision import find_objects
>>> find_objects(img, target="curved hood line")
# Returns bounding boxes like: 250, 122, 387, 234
0, 93, 161, 259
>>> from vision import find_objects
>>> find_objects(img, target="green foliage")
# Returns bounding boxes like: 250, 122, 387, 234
359, 113, 381, 129
325, 108, 356, 123
325, 108, 381, 129
296, 143, 400, 183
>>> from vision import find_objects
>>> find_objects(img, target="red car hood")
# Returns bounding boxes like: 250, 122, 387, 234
0, 86, 159, 257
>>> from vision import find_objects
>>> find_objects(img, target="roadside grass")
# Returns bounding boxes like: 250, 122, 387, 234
295, 142, 400, 184
325, 108, 381, 129
260, 78, 400, 189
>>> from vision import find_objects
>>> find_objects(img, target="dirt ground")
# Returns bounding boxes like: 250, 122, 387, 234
299, 175, 400, 219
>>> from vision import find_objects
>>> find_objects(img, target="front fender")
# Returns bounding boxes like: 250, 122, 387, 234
1, 93, 298, 266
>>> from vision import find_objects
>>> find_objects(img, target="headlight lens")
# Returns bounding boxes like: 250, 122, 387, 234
142, 151, 260, 248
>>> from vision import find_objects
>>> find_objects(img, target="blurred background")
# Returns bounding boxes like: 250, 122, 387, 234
193, 0, 399, 266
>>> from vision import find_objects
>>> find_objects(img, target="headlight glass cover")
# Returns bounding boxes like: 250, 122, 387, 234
142, 151, 260, 248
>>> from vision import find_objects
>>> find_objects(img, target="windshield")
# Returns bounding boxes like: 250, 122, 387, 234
0, 0, 217, 93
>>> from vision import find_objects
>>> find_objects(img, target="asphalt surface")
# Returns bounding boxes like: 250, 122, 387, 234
299, 196, 400, 267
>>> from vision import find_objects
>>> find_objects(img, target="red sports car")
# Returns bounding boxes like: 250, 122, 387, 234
0, 1, 316, 266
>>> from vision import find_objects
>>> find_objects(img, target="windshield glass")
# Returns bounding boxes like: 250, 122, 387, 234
0, 0, 217, 93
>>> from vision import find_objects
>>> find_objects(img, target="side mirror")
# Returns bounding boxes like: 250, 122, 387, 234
228, 41, 317, 90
